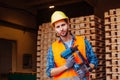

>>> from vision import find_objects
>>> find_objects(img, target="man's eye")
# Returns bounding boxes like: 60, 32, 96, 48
56, 26, 60, 28
61, 24, 65, 26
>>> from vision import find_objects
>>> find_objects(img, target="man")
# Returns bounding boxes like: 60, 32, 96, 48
46, 11, 98, 80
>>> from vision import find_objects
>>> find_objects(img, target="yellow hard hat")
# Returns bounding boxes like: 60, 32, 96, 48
51, 11, 68, 26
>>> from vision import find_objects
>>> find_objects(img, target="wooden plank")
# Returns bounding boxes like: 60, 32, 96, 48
106, 45, 120, 52
105, 38, 111, 46
112, 44, 120, 51
116, 8, 120, 16
89, 15, 101, 23
97, 54, 105, 59
92, 66, 106, 72
92, 47, 105, 53
109, 9, 116, 15
70, 29, 81, 36
70, 17, 85, 23
106, 73, 120, 80
106, 52, 120, 60
70, 24, 80, 29
90, 72, 106, 79
106, 59, 120, 67
106, 60, 112, 66
90, 40, 105, 47
112, 60, 120, 66
98, 60, 106, 65
104, 12, 109, 18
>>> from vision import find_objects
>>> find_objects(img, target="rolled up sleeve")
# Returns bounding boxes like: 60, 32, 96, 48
85, 39, 98, 69
46, 46, 55, 77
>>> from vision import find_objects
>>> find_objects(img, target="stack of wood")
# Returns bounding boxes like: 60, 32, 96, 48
37, 23, 56, 80
104, 8, 120, 80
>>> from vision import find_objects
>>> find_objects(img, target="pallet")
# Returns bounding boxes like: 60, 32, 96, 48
106, 45, 112, 53
105, 16, 120, 25
92, 47, 105, 53
109, 9, 120, 16
70, 16, 88, 23
104, 8, 120, 18
92, 66, 106, 72
88, 15, 102, 23
90, 72, 106, 79
70, 22, 103, 30
105, 38, 120, 45
111, 31, 120, 37
106, 52, 120, 60
98, 60, 106, 65
70, 24, 81, 29
86, 28, 104, 35
70, 15, 100, 23
111, 45, 120, 51
111, 38, 120, 44
105, 30, 120, 38
106, 59, 120, 67
106, 45, 120, 53
105, 38, 111, 46
71, 28, 104, 36
106, 66, 120, 73
106, 73, 120, 80
112, 60, 120, 66
105, 24, 120, 31
104, 16, 120, 25
89, 40, 105, 47
70, 29, 81, 36
86, 34, 104, 41
97, 54, 105, 59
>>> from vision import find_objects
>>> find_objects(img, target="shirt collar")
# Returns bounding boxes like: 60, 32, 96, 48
58, 33, 76, 43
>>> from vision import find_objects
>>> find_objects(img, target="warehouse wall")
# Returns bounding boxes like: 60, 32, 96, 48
0, 25, 36, 72
0, 5, 37, 73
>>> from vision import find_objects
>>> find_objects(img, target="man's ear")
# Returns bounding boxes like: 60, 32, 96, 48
54, 28, 60, 37
55, 32, 60, 37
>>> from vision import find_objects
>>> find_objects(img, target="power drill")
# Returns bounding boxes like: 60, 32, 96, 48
61, 46, 92, 79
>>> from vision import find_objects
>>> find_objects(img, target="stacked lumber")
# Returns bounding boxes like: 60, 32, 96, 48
104, 8, 120, 80
37, 23, 56, 80
70, 15, 105, 80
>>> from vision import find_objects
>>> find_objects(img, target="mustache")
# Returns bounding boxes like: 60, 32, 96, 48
56, 29, 69, 37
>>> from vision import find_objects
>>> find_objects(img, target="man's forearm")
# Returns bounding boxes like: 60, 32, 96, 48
50, 65, 68, 76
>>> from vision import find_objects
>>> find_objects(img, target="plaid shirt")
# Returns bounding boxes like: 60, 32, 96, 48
46, 37, 98, 78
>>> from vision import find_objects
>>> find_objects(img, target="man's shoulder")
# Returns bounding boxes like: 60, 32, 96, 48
52, 39, 59, 45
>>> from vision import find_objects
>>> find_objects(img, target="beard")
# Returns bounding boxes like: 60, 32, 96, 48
57, 29, 69, 37
61, 30, 68, 37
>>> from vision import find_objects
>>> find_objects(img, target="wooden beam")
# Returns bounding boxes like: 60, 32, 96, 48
0, 20, 37, 33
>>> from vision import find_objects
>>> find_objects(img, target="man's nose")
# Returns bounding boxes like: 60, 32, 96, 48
60, 26, 63, 30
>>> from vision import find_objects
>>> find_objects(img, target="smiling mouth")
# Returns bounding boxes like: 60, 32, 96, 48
61, 31, 65, 34
60, 31, 68, 37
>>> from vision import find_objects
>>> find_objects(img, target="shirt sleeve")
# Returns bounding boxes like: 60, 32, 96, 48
85, 38, 98, 69
46, 46, 55, 77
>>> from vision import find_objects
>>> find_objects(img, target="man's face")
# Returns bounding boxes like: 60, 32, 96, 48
54, 19, 69, 37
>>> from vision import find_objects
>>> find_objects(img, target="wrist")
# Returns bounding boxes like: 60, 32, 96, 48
89, 63, 95, 69
64, 65, 68, 70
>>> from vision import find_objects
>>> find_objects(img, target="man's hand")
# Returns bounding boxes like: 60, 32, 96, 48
70, 45, 78, 52
89, 63, 95, 69
76, 64, 88, 79
65, 55, 75, 69
77, 69, 86, 79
